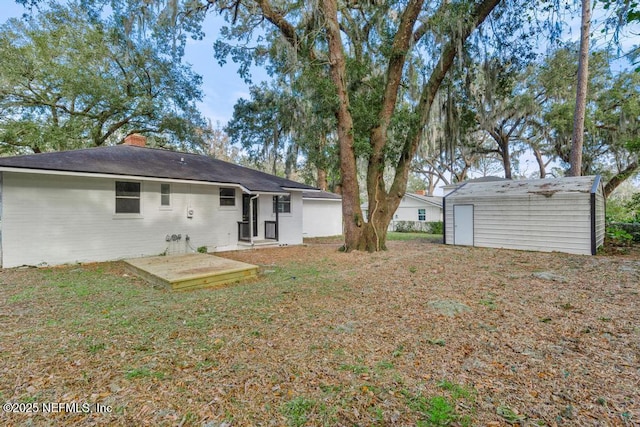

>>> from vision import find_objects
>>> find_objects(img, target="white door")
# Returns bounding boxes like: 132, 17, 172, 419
454, 205, 474, 246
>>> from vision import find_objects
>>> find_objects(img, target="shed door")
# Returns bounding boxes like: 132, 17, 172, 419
453, 205, 474, 246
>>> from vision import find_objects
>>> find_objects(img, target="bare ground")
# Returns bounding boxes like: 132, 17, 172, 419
0, 241, 639, 426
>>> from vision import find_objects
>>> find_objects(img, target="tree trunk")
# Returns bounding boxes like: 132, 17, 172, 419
316, 167, 328, 191
533, 147, 547, 178
322, 0, 369, 251
569, 0, 591, 177
604, 160, 639, 198
501, 136, 512, 179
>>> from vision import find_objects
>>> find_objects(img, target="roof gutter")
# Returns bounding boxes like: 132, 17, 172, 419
0, 166, 252, 193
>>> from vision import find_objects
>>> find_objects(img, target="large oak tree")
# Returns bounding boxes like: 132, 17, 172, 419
208, 0, 504, 251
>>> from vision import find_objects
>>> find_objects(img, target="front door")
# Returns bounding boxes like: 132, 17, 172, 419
242, 194, 258, 237
453, 205, 474, 246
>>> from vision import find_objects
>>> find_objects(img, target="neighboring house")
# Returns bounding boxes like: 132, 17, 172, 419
443, 175, 605, 255
390, 191, 443, 224
0, 135, 318, 268
361, 191, 443, 231
302, 191, 343, 237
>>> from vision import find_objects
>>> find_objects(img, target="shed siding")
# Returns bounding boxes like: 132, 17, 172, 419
1, 172, 303, 268
446, 193, 594, 255
303, 199, 342, 237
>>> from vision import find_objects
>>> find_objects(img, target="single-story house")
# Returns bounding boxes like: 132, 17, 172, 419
361, 191, 443, 232
443, 175, 605, 255
0, 135, 319, 268
302, 191, 343, 237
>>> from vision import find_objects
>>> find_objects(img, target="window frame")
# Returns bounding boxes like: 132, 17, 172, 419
273, 194, 291, 214
160, 183, 171, 207
115, 181, 142, 215
418, 208, 426, 221
219, 187, 236, 207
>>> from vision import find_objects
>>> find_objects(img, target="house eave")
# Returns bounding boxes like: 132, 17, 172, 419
0, 166, 251, 193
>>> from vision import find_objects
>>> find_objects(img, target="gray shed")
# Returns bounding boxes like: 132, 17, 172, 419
443, 175, 605, 255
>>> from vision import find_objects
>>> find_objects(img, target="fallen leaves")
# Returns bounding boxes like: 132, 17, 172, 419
0, 241, 639, 425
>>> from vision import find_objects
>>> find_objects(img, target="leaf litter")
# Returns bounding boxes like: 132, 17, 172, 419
0, 241, 639, 426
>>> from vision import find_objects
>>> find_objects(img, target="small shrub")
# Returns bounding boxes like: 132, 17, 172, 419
606, 225, 634, 246
197, 246, 208, 254
391, 220, 443, 234
429, 221, 444, 235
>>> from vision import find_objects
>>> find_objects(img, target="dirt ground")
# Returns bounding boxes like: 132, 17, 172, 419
1, 240, 639, 426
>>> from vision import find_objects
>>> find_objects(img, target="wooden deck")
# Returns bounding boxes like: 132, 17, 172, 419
124, 253, 258, 291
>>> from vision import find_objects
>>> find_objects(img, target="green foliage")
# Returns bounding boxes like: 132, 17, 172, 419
430, 221, 444, 235
606, 224, 634, 245
125, 367, 166, 380
0, 2, 207, 154
404, 392, 457, 426
197, 246, 208, 254
225, 70, 340, 185
281, 396, 316, 427
537, 44, 640, 184
625, 193, 640, 222
392, 221, 443, 234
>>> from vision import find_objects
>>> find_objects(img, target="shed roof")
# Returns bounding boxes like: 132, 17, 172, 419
0, 145, 317, 193
446, 176, 600, 199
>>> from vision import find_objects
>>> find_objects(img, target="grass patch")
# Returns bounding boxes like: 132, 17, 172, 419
339, 363, 369, 374
281, 396, 316, 427
387, 232, 443, 242
124, 367, 166, 380
403, 391, 460, 426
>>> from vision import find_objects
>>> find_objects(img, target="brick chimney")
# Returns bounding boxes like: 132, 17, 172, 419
123, 133, 146, 147
415, 189, 426, 196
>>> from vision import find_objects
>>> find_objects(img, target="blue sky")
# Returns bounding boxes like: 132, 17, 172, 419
3, 2, 267, 125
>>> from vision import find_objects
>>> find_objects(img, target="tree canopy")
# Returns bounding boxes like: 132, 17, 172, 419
1, 1, 208, 153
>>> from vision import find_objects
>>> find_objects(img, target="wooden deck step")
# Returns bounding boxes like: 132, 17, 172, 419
124, 253, 258, 291
238, 239, 280, 248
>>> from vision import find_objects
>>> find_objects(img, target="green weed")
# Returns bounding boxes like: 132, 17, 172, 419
281, 396, 316, 427
124, 367, 165, 380
339, 363, 368, 374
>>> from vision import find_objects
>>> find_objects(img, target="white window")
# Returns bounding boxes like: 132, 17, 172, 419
115, 181, 141, 214
161, 184, 171, 206
273, 195, 291, 213
220, 188, 236, 206
418, 208, 426, 221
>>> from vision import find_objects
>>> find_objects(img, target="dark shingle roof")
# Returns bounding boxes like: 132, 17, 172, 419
302, 190, 341, 200
0, 145, 317, 193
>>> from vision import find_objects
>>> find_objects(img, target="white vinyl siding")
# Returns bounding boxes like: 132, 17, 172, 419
303, 199, 343, 237
391, 198, 442, 223
0, 173, 302, 267
263, 192, 303, 244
